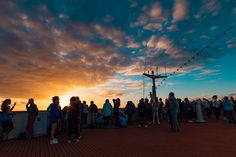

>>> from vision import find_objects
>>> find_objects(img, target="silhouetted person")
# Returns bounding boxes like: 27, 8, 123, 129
138, 98, 148, 128
230, 97, 236, 112
89, 101, 98, 128
67, 97, 80, 143
178, 98, 184, 122
158, 98, 165, 120
145, 98, 152, 124
183, 98, 192, 123
152, 98, 160, 124
168, 92, 180, 132
55, 104, 62, 138
81, 101, 89, 128
124, 101, 136, 124
202, 98, 211, 119
212, 95, 221, 120
1, 99, 16, 141
75, 97, 82, 138
113, 98, 120, 127
165, 98, 172, 127
61, 106, 68, 132
47, 96, 60, 144
194, 99, 205, 123
26, 98, 38, 139
102, 99, 113, 128
223, 96, 236, 124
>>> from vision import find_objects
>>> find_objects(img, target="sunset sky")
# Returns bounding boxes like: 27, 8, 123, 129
0, 0, 236, 111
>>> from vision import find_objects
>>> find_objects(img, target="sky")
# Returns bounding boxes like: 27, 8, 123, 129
0, 0, 236, 111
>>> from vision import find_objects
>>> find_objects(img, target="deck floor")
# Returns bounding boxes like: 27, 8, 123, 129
1, 120, 236, 157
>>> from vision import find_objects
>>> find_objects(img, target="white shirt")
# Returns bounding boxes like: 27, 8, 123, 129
212, 100, 220, 108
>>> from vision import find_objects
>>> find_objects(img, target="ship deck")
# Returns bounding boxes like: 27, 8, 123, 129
1, 120, 236, 157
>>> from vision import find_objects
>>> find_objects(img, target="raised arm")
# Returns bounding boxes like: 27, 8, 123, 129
11, 102, 16, 111
26, 103, 30, 111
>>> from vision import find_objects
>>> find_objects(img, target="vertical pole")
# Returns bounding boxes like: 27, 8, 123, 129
152, 78, 157, 101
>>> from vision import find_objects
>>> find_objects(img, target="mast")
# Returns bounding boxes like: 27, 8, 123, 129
143, 70, 167, 101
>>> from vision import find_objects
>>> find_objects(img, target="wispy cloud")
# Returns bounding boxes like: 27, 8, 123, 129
172, 0, 188, 23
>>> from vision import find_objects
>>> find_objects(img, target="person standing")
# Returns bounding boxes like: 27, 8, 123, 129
89, 101, 98, 128
158, 98, 165, 120
212, 95, 221, 120
183, 98, 192, 123
202, 98, 211, 119
152, 98, 160, 124
145, 98, 152, 125
223, 96, 236, 124
47, 96, 60, 144
102, 99, 113, 128
113, 98, 120, 127
81, 101, 89, 129
67, 97, 80, 143
168, 92, 180, 132
124, 101, 136, 124
138, 98, 148, 128
194, 99, 205, 123
230, 97, 236, 112
26, 98, 38, 139
75, 97, 82, 138
1, 99, 16, 141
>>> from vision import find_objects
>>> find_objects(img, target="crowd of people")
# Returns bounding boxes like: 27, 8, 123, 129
0, 93, 236, 144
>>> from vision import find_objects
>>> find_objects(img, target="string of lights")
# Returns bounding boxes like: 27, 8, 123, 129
156, 25, 234, 87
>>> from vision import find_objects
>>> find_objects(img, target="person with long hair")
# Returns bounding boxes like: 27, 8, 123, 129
47, 96, 60, 144
67, 97, 80, 143
26, 98, 38, 139
1, 99, 16, 141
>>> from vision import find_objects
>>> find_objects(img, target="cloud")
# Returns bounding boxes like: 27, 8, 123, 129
0, 2, 129, 100
149, 2, 162, 18
172, 0, 188, 23
0, 0, 235, 110
144, 23, 163, 31
201, 0, 220, 16
94, 24, 126, 47
197, 69, 222, 76
146, 35, 183, 58
195, 0, 221, 20
126, 36, 141, 49
227, 39, 236, 48
130, 2, 167, 31
98, 88, 124, 98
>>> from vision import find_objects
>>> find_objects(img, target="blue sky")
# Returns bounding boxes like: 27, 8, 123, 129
0, 0, 236, 110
